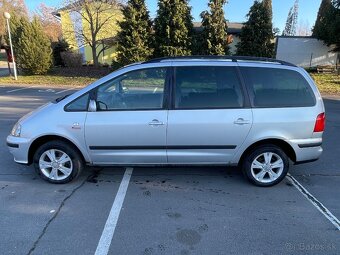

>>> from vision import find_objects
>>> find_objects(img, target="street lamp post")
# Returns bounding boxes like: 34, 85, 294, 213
4, 12, 17, 80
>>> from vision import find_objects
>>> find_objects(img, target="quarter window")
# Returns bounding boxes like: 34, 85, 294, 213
174, 66, 244, 109
65, 93, 89, 111
96, 68, 167, 111
241, 67, 316, 107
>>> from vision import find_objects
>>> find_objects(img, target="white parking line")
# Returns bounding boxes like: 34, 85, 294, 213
55, 88, 75, 94
6, 86, 37, 93
286, 173, 340, 231
95, 167, 133, 255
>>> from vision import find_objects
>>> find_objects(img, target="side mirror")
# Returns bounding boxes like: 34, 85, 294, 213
88, 99, 97, 112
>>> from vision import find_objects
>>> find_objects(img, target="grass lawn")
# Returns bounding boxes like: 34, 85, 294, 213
310, 73, 340, 95
0, 67, 111, 87
0, 75, 97, 87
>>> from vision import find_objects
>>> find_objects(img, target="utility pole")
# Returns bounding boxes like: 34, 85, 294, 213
4, 12, 18, 80
283, 0, 299, 36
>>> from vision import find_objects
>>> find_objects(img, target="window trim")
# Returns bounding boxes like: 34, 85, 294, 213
171, 66, 247, 110
91, 67, 171, 112
240, 67, 317, 109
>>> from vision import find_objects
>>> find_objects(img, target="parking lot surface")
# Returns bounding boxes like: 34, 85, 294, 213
0, 85, 339, 255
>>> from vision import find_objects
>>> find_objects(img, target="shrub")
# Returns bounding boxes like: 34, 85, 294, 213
52, 39, 70, 67
111, 59, 123, 70
60, 51, 83, 67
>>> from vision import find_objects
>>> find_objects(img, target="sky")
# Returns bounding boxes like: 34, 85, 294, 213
25, 0, 321, 32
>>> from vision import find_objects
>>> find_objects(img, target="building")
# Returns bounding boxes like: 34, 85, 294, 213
54, 2, 123, 65
193, 22, 243, 54
276, 36, 339, 67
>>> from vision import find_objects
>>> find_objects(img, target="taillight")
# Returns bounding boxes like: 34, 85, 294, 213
314, 113, 325, 132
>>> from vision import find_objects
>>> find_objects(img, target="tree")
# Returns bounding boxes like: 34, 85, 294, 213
61, 0, 122, 67
154, 0, 193, 57
333, 0, 340, 51
10, 16, 52, 74
236, 0, 274, 57
0, 0, 28, 45
117, 0, 153, 65
200, 0, 230, 55
263, 0, 272, 18
36, 3, 62, 42
313, 0, 334, 40
313, 0, 339, 51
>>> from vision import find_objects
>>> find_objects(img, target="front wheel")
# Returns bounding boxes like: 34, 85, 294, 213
242, 145, 289, 187
33, 141, 84, 184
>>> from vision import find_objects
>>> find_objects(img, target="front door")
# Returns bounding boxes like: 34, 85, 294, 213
167, 65, 252, 164
85, 67, 169, 164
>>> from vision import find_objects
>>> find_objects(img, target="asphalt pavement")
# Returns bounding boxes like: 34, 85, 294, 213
0, 85, 339, 255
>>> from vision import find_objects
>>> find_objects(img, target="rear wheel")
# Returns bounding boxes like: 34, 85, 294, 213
33, 141, 84, 184
242, 145, 289, 187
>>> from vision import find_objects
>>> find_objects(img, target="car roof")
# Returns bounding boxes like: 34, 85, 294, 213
141, 56, 296, 67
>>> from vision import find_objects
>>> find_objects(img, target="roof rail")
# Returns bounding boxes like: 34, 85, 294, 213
142, 55, 296, 67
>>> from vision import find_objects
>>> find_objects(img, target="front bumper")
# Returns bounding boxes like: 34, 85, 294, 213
6, 135, 31, 164
288, 138, 323, 163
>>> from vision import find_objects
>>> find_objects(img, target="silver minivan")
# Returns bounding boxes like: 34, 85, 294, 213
7, 57, 325, 186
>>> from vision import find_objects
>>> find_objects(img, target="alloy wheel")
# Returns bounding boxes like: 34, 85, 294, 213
250, 152, 284, 184
39, 149, 73, 181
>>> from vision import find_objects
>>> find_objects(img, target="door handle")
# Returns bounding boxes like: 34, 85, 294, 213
148, 119, 165, 126
72, 122, 81, 129
234, 118, 250, 125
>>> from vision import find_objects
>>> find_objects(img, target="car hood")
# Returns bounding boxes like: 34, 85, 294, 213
18, 102, 53, 124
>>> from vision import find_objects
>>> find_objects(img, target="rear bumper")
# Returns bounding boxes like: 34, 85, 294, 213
288, 138, 323, 163
6, 135, 31, 164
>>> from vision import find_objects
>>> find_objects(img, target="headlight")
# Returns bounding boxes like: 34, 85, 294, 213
11, 123, 21, 137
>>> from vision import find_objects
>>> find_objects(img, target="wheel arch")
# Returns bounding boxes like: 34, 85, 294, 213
28, 135, 87, 165
238, 138, 296, 166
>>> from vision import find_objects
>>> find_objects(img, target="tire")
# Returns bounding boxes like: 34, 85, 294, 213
33, 140, 84, 184
242, 145, 289, 187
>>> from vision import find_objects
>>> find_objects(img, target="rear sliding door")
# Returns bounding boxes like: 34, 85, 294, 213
167, 65, 252, 164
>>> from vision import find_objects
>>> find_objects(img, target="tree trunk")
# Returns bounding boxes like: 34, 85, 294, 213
92, 42, 99, 67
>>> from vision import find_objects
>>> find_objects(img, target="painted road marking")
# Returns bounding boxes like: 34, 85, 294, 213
55, 88, 75, 94
286, 173, 340, 231
6, 86, 37, 93
38, 89, 55, 93
95, 167, 134, 255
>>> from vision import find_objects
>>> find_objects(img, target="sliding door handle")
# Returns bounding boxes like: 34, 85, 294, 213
234, 118, 250, 125
148, 119, 165, 126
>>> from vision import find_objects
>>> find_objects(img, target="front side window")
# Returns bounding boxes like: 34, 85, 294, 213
241, 67, 316, 107
174, 66, 244, 109
96, 68, 167, 111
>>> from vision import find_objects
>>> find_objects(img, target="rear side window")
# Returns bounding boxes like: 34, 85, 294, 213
174, 66, 244, 109
241, 67, 315, 107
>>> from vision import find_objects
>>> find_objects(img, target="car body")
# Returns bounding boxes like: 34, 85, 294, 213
7, 56, 325, 186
